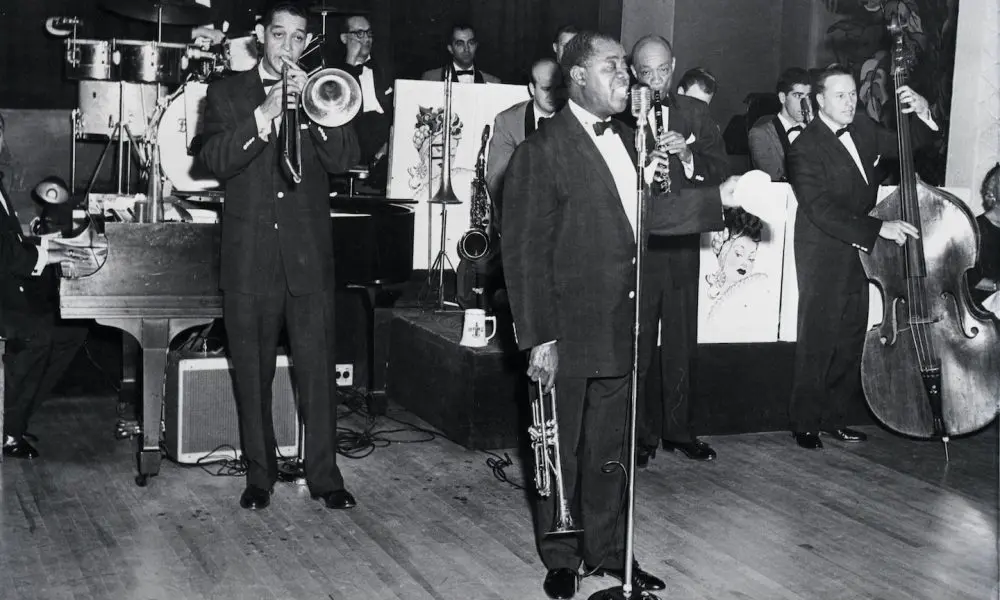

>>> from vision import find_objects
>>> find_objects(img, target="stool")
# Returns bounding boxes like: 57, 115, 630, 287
347, 165, 370, 196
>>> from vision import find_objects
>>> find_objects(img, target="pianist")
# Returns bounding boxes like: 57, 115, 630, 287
0, 111, 88, 460
199, 2, 360, 511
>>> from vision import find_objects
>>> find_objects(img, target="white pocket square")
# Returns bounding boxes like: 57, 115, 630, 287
685, 133, 697, 144
873, 154, 881, 167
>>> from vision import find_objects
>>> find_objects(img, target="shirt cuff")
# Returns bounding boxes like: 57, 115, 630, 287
254, 107, 271, 141
919, 112, 939, 132
31, 237, 49, 276
682, 156, 695, 178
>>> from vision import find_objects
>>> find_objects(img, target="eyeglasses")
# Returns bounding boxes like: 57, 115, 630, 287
348, 29, 373, 40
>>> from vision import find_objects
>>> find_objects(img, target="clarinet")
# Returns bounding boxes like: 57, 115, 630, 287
652, 91, 671, 195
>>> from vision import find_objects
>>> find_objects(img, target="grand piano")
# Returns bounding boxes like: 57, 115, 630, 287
59, 197, 414, 485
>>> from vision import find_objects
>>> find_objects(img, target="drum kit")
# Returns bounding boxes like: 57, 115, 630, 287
57, 0, 266, 201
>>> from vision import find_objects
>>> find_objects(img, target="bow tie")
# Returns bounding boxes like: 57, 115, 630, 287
593, 120, 618, 136
787, 125, 803, 134
345, 61, 370, 77
836, 125, 853, 138
454, 69, 475, 77
261, 78, 280, 88
537, 116, 551, 128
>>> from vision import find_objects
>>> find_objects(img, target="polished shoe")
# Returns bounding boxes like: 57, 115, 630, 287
2, 437, 39, 459
822, 428, 868, 443
793, 431, 823, 450
636, 444, 657, 468
239, 485, 272, 510
312, 489, 357, 510
589, 562, 666, 592
662, 437, 716, 461
543, 568, 578, 599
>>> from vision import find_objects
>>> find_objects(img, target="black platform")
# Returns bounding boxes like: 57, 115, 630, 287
382, 310, 875, 450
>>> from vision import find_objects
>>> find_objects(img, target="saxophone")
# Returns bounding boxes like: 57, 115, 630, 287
457, 124, 492, 262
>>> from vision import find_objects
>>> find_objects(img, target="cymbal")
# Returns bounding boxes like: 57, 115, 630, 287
100, 0, 210, 26
308, 2, 370, 15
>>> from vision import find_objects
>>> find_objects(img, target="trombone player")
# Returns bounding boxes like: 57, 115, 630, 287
199, 1, 360, 512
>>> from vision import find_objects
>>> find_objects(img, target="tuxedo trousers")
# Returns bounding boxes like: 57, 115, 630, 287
2, 310, 87, 439
635, 241, 700, 447
535, 374, 629, 572
223, 279, 343, 495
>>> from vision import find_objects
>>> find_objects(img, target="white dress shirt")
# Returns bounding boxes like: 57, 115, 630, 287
818, 111, 868, 184
777, 111, 804, 144
356, 63, 384, 114
568, 99, 638, 237
453, 62, 475, 84
253, 62, 283, 140
533, 101, 552, 129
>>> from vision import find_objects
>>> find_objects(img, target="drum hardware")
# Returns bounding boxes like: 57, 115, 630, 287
425, 66, 463, 311
99, 0, 212, 29
308, 2, 370, 36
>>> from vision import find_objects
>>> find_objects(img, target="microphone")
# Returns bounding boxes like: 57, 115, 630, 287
800, 97, 813, 124
481, 124, 491, 144
630, 84, 652, 125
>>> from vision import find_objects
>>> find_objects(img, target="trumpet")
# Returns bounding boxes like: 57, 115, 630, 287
279, 53, 362, 184
529, 381, 581, 537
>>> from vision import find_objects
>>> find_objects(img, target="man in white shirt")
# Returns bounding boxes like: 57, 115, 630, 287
787, 63, 934, 450
337, 14, 394, 180
421, 23, 500, 84
749, 67, 812, 181
0, 112, 88, 460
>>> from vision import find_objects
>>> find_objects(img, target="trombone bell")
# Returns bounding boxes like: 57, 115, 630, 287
302, 68, 362, 128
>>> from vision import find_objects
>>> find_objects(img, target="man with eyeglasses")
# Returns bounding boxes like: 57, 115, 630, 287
625, 35, 730, 469
335, 14, 394, 179
749, 67, 812, 181
421, 23, 500, 84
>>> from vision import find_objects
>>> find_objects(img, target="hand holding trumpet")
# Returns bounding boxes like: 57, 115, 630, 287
259, 57, 308, 121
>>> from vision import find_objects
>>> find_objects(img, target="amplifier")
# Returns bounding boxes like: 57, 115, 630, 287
163, 354, 299, 464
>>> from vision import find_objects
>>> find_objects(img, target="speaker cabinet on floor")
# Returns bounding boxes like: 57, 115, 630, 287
163, 354, 299, 464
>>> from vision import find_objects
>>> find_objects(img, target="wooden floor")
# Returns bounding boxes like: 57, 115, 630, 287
1, 394, 996, 600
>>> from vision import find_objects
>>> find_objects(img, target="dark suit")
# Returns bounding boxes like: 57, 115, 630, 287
787, 113, 931, 431
486, 100, 543, 226
200, 69, 360, 495
421, 65, 501, 84
340, 59, 395, 164
629, 94, 730, 448
502, 104, 722, 571
0, 175, 86, 440
748, 114, 793, 181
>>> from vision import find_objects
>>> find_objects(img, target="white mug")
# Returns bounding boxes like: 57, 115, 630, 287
460, 308, 497, 348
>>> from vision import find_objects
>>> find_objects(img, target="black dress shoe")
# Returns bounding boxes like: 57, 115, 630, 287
239, 485, 272, 510
312, 489, 357, 509
636, 444, 657, 468
822, 428, 868, 443
793, 431, 823, 450
543, 568, 578, 599
590, 562, 666, 592
662, 437, 716, 461
2, 437, 39, 459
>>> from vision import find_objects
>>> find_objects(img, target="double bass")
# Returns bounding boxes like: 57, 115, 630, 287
860, 18, 1000, 449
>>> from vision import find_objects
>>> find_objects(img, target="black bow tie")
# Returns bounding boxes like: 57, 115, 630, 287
593, 120, 618, 136
537, 116, 551, 128
454, 69, 475, 77
345, 61, 370, 77
787, 125, 803, 134
262, 78, 280, 88
836, 125, 853, 138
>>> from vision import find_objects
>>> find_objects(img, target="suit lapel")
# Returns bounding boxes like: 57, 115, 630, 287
523, 102, 536, 137
813, 120, 868, 187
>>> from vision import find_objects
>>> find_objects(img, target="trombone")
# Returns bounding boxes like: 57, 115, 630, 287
279, 39, 362, 184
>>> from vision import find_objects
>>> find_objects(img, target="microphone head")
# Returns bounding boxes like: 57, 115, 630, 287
630, 85, 652, 121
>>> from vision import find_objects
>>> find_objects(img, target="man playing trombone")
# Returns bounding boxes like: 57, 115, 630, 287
502, 31, 739, 599
199, 1, 359, 512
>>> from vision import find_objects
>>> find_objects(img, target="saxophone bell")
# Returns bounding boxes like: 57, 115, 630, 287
457, 123, 493, 262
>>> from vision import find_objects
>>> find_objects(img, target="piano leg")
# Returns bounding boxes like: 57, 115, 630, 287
98, 316, 216, 487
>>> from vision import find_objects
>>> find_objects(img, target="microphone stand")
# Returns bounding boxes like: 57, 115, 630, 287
589, 97, 658, 600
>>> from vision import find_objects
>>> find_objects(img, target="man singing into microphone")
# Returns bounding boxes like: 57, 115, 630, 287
502, 31, 738, 599
199, 1, 359, 511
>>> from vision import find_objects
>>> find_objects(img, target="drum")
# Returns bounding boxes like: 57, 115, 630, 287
76, 80, 163, 139
65, 39, 112, 80
154, 82, 220, 192
114, 40, 188, 84
223, 36, 259, 72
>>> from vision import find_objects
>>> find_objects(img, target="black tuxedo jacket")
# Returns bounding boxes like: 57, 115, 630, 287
199, 69, 360, 296
501, 106, 723, 378
788, 113, 933, 299
340, 59, 395, 161
0, 175, 54, 319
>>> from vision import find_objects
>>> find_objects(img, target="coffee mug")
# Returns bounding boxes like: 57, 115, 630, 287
460, 308, 497, 348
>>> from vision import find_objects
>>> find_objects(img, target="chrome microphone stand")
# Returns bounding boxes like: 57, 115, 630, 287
589, 85, 659, 600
